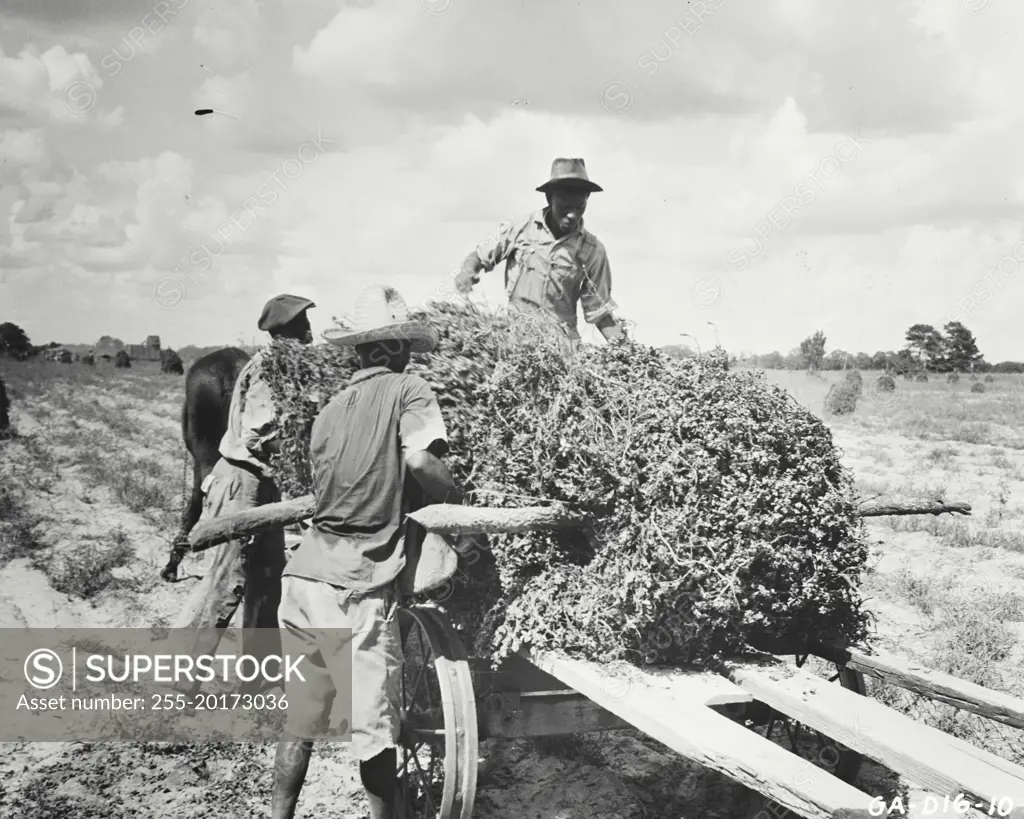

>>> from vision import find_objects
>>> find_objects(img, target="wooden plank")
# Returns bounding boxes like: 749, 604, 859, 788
727, 658, 1024, 818
816, 642, 1024, 731
525, 651, 753, 708
522, 650, 877, 819
479, 690, 631, 739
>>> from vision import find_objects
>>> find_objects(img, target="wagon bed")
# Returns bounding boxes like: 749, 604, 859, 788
184, 497, 1024, 818
398, 603, 1024, 819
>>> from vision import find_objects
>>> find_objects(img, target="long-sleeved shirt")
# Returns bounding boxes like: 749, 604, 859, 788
218, 350, 279, 479
468, 208, 618, 340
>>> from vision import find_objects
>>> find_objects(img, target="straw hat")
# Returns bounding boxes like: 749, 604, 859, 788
323, 285, 437, 353
536, 157, 603, 193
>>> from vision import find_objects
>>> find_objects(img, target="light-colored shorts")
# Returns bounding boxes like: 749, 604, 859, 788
278, 575, 403, 761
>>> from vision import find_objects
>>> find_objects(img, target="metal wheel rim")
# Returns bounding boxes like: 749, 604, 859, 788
396, 605, 477, 819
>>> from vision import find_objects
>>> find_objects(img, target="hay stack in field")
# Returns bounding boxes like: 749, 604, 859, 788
823, 381, 858, 416
842, 369, 863, 397
160, 348, 184, 375
262, 303, 870, 668
114, 350, 131, 368
971, 382, 986, 394
984, 374, 995, 383
915, 372, 928, 382
947, 372, 960, 384
874, 374, 896, 393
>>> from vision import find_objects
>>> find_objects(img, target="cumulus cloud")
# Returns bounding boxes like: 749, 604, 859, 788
5, 0, 1024, 359
0, 45, 96, 124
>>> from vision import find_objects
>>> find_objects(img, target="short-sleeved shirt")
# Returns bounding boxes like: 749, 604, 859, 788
474, 207, 618, 339
282, 366, 449, 591
218, 350, 278, 479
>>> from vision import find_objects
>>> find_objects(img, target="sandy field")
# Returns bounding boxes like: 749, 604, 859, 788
1, 359, 1022, 818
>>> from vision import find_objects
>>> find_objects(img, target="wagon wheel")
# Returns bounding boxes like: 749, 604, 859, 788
738, 654, 866, 786
395, 605, 478, 819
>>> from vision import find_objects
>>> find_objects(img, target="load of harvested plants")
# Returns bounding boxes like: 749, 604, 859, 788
262, 302, 871, 670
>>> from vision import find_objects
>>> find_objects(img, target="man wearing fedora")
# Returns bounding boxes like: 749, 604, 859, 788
454, 156, 627, 344
173, 293, 316, 694
272, 285, 466, 819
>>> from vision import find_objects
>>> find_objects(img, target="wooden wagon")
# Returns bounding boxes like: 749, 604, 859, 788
187, 497, 1024, 819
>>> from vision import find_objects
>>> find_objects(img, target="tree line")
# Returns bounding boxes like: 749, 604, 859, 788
663, 321, 1023, 374
753, 321, 1024, 373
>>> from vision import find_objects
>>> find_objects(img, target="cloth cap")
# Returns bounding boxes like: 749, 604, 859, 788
258, 294, 315, 332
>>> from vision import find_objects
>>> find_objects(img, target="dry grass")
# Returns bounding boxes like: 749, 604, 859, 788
758, 369, 1024, 449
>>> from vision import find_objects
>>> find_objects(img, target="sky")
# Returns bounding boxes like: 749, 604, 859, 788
1, 0, 1023, 360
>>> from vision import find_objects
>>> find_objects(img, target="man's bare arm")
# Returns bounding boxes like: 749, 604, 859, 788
406, 449, 465, 505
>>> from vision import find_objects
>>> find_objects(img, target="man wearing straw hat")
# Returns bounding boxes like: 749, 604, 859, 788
454, 156, 628, 344
173, 293, 315, 694
272, 285, 466, 819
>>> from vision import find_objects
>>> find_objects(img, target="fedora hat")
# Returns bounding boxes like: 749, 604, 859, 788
323, 285, 437, 353
536, 157, 603, 193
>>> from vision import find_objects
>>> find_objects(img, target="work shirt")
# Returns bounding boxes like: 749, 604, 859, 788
472, 207, 617, 340
283, 366, 449, 591
218, 350, 278, 479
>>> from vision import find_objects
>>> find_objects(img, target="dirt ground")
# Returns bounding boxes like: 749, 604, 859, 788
1, 361, 1023, 818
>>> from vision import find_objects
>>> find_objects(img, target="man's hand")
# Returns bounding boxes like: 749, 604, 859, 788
599, 322, 627, 345
454, 270, 479, 294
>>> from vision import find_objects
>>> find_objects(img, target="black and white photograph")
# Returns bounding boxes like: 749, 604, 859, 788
2, 0, 1024, 817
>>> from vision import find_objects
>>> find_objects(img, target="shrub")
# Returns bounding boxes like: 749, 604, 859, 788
263, 304, 871, 669
81, 353, 95, 366
984, 374, 995, 383
915, 373, 928, 382
824, 382, 859, 416
971, 382, 986, 394
947, 372, 960, 384
114, 350, 131, 368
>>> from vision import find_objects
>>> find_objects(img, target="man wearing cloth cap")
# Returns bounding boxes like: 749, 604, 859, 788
455, 157, 627, 344
272, 285, 466, 819
173, 293, 315, 693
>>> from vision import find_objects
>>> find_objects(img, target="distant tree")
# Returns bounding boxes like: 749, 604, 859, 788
869, 351, 891, 371
854, 352, 873, 370
783, 348, 805, 370
0, 322, 31, 357
823, 350, 851, 370
942, 321, 983, 372
903, 324, 945, 370
799, 331, 827, 371
757, 351, 785, 369
992, 361, 1024, 374
97, 335, 125, 351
